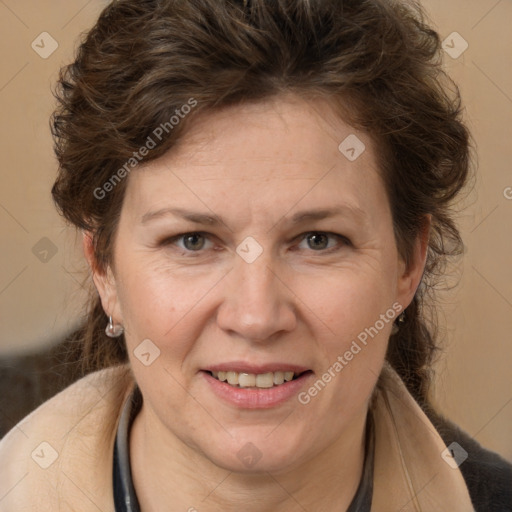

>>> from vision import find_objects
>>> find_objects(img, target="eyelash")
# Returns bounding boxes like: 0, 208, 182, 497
158, 231, 352, 256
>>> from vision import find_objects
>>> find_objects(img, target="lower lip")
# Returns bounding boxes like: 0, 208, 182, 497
201, 371, 314, 409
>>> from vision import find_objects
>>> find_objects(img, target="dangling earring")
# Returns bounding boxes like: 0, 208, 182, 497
105, 315, 124, 338
391, 311, 406, 335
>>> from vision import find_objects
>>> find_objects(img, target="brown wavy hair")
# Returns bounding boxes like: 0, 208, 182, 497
51, 0, 473, 406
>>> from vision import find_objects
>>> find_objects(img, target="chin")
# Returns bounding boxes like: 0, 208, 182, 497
199, 429, 308, 475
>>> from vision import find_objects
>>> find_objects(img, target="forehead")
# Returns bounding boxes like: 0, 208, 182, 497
123, 95, 389, 224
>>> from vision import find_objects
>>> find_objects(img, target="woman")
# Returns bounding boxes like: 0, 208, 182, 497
0, 0, 510, 510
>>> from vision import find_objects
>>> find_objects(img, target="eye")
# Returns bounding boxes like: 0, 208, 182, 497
296, 232, 350, 252
182, 233, 208, 251
161, 232, 214, 252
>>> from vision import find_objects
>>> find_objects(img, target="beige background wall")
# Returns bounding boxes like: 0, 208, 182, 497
0, 0, 511, 461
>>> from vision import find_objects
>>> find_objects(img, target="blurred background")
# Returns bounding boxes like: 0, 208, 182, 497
0, 0, 511, 461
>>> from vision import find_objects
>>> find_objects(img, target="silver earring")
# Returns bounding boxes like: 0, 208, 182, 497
391, 311, 406, 335
105, 315, 124, 338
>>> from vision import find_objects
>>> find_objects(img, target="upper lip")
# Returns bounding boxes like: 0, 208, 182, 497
202, 362, 311, 374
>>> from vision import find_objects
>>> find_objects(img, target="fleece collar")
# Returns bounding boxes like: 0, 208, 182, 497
0, 363, 473, 511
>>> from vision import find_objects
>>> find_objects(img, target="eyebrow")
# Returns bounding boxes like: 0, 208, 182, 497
287, 206, 367, 225
141, 207, 223, 225
140, 205, 368, 228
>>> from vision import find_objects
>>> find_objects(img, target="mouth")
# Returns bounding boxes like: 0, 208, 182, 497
201, 365, 314, 408
206, 370, 312, 389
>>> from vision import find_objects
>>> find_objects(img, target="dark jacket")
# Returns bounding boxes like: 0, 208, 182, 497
426, 408, 512, 511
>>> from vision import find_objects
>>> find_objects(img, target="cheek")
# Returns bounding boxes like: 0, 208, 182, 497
304, 284, 392, 419
117, 274, 173, 336
307, 267, 394, 333
114, 260, 224, 362
115, 256, 180, 323
302, 267, 395, 388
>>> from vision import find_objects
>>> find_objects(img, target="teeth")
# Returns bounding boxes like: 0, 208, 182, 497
239, 373, 256, 387
226, 371, 238, 385
273, 371, 284, 385
255, 372, 274, 388
210, 370, 301, 388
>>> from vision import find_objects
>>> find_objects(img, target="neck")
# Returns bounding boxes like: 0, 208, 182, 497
130, 405, 368, 512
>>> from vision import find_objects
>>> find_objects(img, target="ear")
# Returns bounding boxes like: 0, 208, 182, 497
395, 214, 431, 312
82, 231, 122, 323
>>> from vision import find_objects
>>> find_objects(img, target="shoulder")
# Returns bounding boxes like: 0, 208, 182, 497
0, 365, 134, 511
426, 408, 512, 512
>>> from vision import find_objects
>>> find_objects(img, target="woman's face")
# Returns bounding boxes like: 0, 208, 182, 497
94, 95, 426, 473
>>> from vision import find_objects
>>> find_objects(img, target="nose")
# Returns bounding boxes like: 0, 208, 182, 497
216, 255, 297, 342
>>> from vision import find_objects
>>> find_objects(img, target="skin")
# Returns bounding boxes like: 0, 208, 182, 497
85, 94, 429, 511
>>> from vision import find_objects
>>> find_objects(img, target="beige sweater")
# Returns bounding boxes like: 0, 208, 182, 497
0, 364, 474, 511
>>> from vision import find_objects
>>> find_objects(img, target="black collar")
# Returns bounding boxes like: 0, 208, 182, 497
113, 387, 142, 512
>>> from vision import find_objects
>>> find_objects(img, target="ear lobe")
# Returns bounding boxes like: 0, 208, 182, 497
396, 214, 431, 309
82, 231, 120, 319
